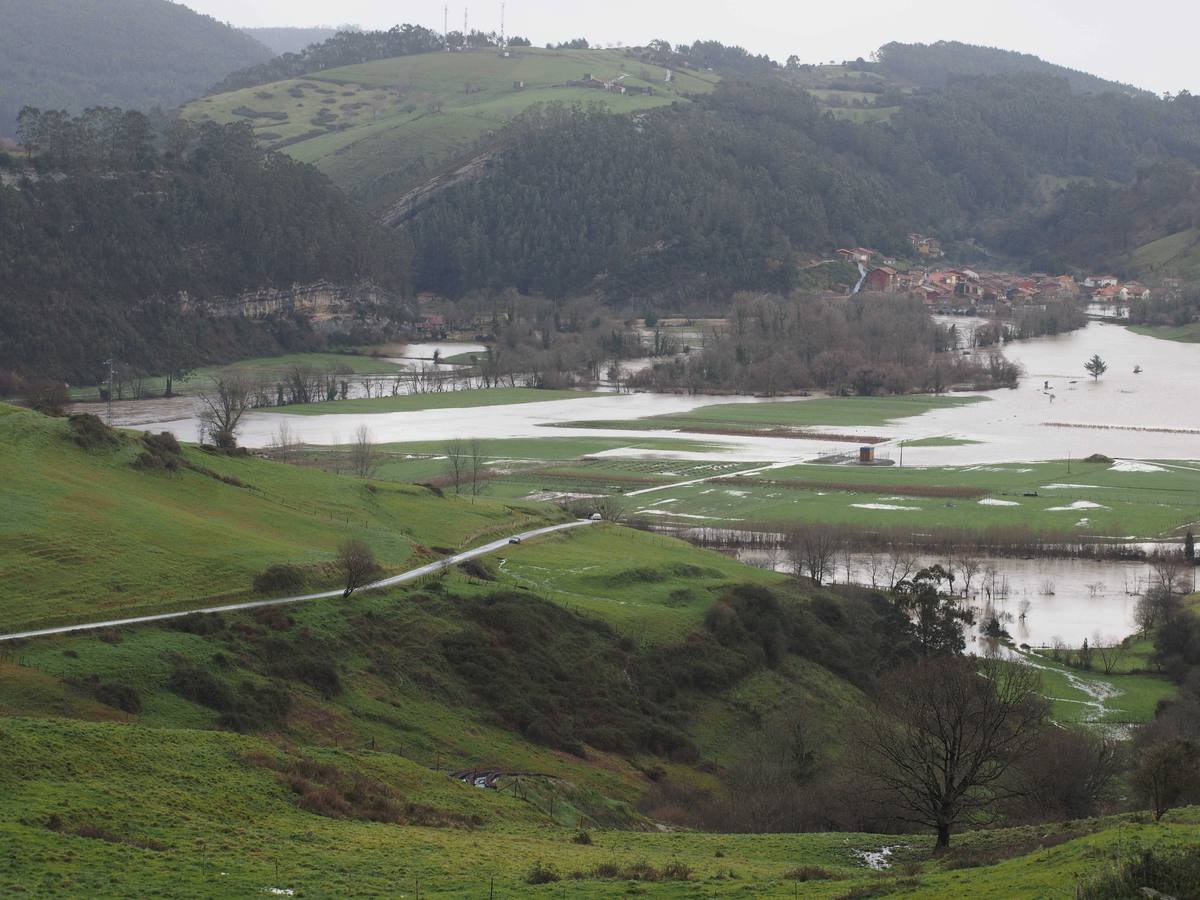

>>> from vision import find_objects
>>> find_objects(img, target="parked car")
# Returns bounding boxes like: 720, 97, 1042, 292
508, 536, 522, 544
589, 513, 602, 521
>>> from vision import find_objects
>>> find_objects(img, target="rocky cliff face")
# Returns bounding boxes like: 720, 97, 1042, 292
178, 280, 405, 330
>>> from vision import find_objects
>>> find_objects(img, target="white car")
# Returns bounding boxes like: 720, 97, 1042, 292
589, 513, 602, 521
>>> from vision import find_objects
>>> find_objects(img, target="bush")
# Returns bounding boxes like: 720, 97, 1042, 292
784, 865, 837, 881
253, 564, 306, 595
571, 830, 593, 845
525, 862, 561, 885
169, 612, 224, 635
25, 379, 69, 416
93, 681, 142, 714
168, 664, 235, 710
67, 414, 120, 450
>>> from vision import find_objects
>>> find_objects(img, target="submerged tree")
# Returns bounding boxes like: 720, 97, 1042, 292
892, 565, 974, 656
1084, 354, 1108, 381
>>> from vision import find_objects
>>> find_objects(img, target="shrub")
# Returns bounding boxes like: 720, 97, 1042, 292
168, 664, 234, 711
169, 612, 224, 635
93, 681, 142, 714
525, 862, 561, 885
67, 414, 120, 450
571, 830, 593, 845
25, 379, 69, 415
784, 865, 837, 881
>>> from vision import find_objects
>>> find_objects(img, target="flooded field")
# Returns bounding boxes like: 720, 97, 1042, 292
129, 323, 1200, 466
737, 548, 1176, 646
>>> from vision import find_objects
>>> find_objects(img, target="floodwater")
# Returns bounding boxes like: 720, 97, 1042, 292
737, 548, 1177, 646
130, 323, 1200, 466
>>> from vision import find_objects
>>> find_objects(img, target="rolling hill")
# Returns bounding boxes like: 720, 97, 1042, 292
186, 47, 718, 213
0, 0, 271, 137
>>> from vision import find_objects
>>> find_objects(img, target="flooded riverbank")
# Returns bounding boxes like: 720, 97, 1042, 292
735, 547, 1172, 647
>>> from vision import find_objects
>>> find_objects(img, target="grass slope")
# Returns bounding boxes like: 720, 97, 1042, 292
1128, 323, 1200, 344
186, 48, 716, 211
0, 405, 558, 632
2, 715, 1197, 896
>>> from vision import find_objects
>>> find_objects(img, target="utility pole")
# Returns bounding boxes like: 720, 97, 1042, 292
499, 1, 506, 48
443, 4, 449, 49
104, 358, 115, 425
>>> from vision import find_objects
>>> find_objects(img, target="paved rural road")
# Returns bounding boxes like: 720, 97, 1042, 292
0, 519, 595, 643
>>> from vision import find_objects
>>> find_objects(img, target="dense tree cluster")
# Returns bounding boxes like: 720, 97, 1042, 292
0, 0, 270, 136
0, 110, 407, 382
407, 91, 921, 302
627, 294, 1019, 395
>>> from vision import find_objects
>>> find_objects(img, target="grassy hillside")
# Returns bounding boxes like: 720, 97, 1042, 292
0, 404, 560, 633
186, 47, 717, 212
1130, 227, 1200, 281
0, 0, 270, 136
2, 713, 1197, 896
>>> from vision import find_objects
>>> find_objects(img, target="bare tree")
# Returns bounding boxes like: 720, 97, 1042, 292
197, 373, 253, 449
467, 438, 488, 497
1092, 632, 1128, 675
885, 545, 920, 590
593, 494, 628, 523
1132, 739, 1200, 821
349, 424, 377, 478
269, 419, 297, 463
1149, 549, 1188, 598
955, 556, 982, 599
788, 524, 841, 585
854, 655, 1049, 849
443, 439, 466, 493
338, 539, 379, 598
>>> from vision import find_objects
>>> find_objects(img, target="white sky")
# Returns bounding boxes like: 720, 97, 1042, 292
182, 0, 1198, 95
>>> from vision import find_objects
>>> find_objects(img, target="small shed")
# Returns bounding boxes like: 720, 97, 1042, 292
858, 446, 876, 464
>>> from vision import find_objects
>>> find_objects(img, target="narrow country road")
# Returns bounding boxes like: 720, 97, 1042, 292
0, 520, 595, 643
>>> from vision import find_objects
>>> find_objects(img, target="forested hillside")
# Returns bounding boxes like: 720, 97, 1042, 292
0, 110, 406, 383
0, 0, 271, 137
875, 40, 1149, 96
403, 72, 1200, 298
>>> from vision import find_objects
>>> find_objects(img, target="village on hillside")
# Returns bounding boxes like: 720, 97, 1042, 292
842, 234, 1156, 314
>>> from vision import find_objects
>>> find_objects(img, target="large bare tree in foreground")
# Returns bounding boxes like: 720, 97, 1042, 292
855, 655, 1048, 849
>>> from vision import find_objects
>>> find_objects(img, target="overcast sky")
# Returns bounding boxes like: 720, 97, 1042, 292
184, 0, 1198, 95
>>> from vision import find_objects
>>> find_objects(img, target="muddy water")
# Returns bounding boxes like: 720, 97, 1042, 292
737, 548, 1175, 646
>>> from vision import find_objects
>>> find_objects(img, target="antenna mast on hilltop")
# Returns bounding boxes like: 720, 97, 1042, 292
464, 6, 469, 41
500, 1, 506, 48
443, 4, 449, 49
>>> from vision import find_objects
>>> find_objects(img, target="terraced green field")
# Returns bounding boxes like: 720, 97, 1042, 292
187, 48, 717, 211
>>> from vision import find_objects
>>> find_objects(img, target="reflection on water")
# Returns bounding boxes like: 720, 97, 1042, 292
736, 548, 1168, 646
